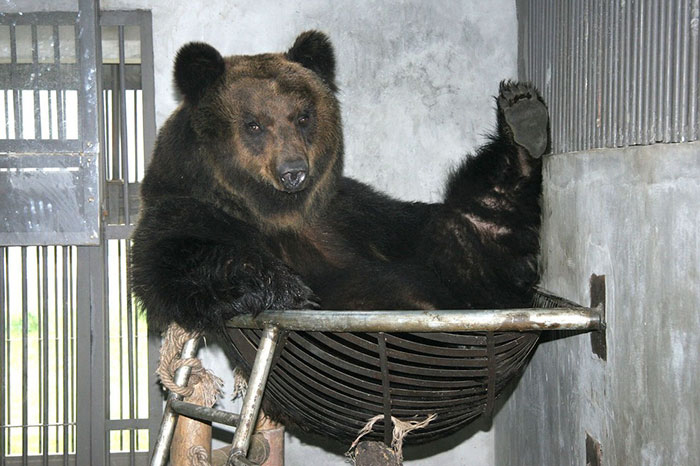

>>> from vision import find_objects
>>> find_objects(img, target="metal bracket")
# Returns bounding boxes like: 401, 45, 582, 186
589, 274, 607, 360
586, 432, 603, 466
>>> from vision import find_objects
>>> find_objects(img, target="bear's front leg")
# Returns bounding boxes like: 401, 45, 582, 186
131, 234, 319, 332
426, 80, 549, 309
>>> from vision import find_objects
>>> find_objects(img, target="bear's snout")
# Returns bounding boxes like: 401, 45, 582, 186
277, 159, 308, 193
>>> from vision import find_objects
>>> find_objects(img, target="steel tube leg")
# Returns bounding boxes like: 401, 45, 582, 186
228, 325, 281, 465
150, 336, 202, 466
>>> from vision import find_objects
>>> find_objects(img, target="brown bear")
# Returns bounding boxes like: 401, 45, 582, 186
130, 31, 549, 332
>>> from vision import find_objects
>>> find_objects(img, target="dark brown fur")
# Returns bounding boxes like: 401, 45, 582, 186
131, 32, 548, 336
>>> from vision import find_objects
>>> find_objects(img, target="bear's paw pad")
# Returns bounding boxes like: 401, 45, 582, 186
498, 81, 548, 158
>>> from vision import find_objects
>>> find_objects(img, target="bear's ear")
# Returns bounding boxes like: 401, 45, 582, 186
174, 42, 225, 102
286, 30, 337, 92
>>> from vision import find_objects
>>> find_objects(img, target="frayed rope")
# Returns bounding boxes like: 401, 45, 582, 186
345, 413, 437, 464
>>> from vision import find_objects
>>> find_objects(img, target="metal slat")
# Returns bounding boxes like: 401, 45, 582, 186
41, 247, 48, 466
61, 247, 70, 465
0, 248, 6, 465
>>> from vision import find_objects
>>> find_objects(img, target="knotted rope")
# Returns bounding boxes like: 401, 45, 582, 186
346, 413, 437, 464
157, 323, 223, 466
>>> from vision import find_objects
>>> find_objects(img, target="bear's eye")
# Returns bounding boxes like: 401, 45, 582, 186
297, 114, 310, 127
246, 121, 262, 133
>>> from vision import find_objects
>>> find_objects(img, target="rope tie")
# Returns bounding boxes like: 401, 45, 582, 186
156, 322, 222, 408
187, 445, 210, 466
346, 413, 437, 464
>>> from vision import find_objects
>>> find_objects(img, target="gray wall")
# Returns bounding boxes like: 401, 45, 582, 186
494, 143, 700, 465
97, 0, 518, 464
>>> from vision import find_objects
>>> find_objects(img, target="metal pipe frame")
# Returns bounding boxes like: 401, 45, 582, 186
149, 336, 201, 466
224, 307, 603, 333
228, 326, 281, 466
151, 306, 602, 465
170, 400, 241, 427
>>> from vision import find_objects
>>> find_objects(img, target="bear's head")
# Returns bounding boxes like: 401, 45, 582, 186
172, 31, 343, 231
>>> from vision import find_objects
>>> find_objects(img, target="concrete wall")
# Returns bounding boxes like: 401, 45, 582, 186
494, 142, 700, 465
92, 1, 516, 464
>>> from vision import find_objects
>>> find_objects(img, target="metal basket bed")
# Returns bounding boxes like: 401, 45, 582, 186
150, 287, 604, 466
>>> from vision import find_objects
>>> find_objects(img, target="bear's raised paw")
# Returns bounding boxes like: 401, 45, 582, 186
498, 81, 549, 158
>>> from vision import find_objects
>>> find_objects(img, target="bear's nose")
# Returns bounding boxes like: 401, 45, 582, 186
277, 159, 308, 192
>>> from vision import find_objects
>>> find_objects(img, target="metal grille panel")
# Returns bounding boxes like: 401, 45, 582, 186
518, 0, 700, 154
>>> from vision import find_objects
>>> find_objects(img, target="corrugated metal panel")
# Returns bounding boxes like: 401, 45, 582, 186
518, 0, 700, 154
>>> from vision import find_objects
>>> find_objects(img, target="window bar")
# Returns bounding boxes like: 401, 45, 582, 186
53, 24, 64, 141
125, 241, 136, 462
118, 26, 131, 226
101, 245, 110, 466
32, 24, 42, 141
41, 246, 49, 465
3, 90, 10, 139
62, 247, 70, 464
52, 248, 59, 455
133, 89, 139, 183
1, 248, 6, 464
115, 241, 125, 451
110, 80, 119, 181
21, 247, 28, 463
10, 25, 22, 141
35, 248, 42, 459
104, 87, 112, 180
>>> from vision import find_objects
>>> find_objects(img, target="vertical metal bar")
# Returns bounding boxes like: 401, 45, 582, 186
111, 76, 119, 180
663, 0, 674, 142
629, 0, 638, 146
34, 249, 42, 458
125, 241, 136, 464
678, 0, 690, 140
594, 1, 602, 147
10, 25, 23, 141
377, 332, 392, 446
78, 0, 104, 246
118, 26, 131, 225
21, 248, 28, 465
484, 332, 496, 417
133, 89, 139, 181
103, 244, 111, 465
579, 0, 587, 151
689, 0, 699, 141
649, 2, 663, 142
0, 248, 6, 466
32, 24, 42, 141
147, 328, 163, 456
42, 247, 49, 465
52, 24, 64, 141
608, 0, 616, 146
554, 0, 561, 152
62, 247, 70, 465
228, 326, 281, 464
623, 0, 632, 147
671, 0, 682, 141
114, 241, 123, 451
139, 11, 156, 169
4, 248, 11, 459
71, 247, 77, 455
149, 336, 201, 466
52, 248, 59, 456
643, 0, 653, 144
3, 89, 10, 140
